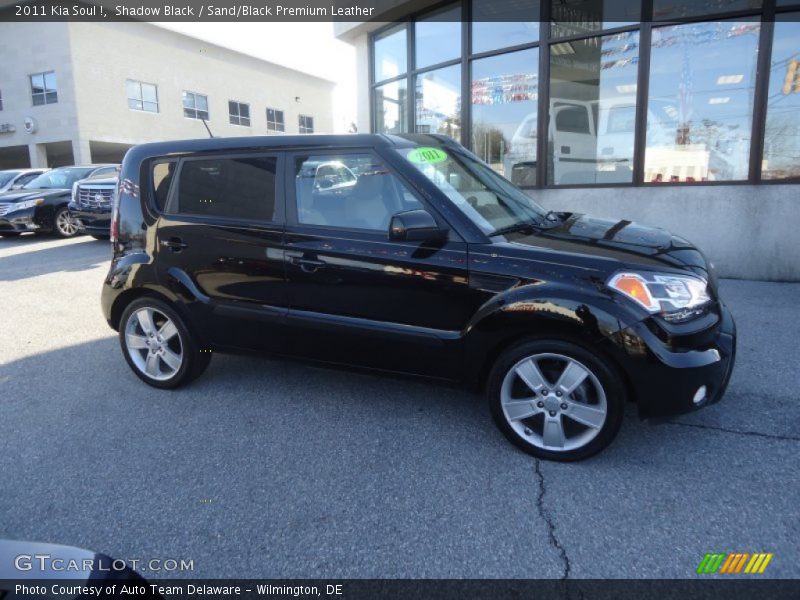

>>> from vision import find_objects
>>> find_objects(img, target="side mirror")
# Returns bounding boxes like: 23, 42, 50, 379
10, 184, 24, 190
389, 209, 447, 243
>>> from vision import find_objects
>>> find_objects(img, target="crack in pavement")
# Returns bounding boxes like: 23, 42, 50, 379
534, 459, 571, 580
665, 420, 800, 442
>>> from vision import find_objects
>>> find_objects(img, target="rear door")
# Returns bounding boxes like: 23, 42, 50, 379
152, 152, 288, 353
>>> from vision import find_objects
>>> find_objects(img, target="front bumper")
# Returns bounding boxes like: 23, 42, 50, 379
611, 303, 736, 419
0, 207, 39, 232
69, 204, 111, 235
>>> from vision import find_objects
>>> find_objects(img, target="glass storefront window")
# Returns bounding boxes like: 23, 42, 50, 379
645, 21, 759, 183
471, 48, 539, 186
374, 79, 408, 135
550, 0, 640, 39
374, 25, 407, 83
762, 14, 800, 180
547, 31, 640, 185
415, 65, 462, 141
471, 0, 539, 54
415, 5, 462, 69
653, 0, 761, 20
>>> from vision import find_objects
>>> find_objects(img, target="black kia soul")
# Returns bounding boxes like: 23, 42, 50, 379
102, 134, 736, 461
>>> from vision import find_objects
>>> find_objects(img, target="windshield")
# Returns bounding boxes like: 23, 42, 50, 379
24, 168, 94, 190
395, 146, 548, 235
0, 171, 21, 186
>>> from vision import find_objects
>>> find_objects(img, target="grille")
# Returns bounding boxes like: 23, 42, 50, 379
0, 203, 12, 217
77, 184, 115, 209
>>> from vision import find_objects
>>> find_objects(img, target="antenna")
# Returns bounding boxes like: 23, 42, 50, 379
201, 118, 214, 138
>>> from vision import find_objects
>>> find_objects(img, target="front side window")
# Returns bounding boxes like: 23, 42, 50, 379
31, 71, 57, 106
127, 80, 159, 113
762, 14, 800, 180
471, 47, 539, 187
548, 31, 640, 186
183, 91, 209, 120
228, 101, 251, 126
294, 153, 422, 231
299, 115, 314, 134
267, 108, 285, 132
169, 156, 277, 221
645, 21, 760, 183
396, 145, 547, 235
415, 65, 461, 141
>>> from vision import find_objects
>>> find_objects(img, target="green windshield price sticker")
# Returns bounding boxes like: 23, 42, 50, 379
407, 147, 448, 164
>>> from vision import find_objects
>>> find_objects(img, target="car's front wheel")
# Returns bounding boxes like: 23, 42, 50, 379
119, 297, 210, 389
488, 339, 624, 461
53, 206, 80, 238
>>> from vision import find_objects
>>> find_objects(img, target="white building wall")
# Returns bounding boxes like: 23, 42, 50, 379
0, 21, 335, 168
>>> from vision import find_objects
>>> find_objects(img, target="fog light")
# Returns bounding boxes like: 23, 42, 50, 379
693, 385, 707, 405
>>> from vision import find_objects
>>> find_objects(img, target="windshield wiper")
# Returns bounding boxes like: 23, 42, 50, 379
488, 221, 542, 238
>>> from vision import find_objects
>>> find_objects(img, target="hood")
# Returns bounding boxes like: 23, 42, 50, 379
0, 188, 68, 202
80, 176, 118, 186
506, 213, 711, 278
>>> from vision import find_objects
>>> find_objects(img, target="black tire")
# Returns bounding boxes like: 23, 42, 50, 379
52, 206, 79, 238
487, 338, 625, 462
91, 234, 110, 240
119, 297, 211, 389
0, 232, 21, 237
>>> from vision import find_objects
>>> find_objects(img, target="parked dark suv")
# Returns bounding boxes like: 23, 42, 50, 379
69, 171, 119, 239
102, 134, 736, 461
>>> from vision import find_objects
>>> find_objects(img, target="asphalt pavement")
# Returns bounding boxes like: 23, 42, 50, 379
0, 235, 798, 579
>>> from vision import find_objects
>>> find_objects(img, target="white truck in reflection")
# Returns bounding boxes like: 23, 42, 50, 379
503, 97, 745, 185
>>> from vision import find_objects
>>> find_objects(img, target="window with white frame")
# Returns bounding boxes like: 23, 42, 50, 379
182, 91, 209, 120
299, 114, 314, 134
228, 101, 251, 126
267, 108, 285, 132
127, 80, 159, 113
30, 71, 57, 106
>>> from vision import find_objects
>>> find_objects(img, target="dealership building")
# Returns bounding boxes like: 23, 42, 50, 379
0, 21, 334, 168
336, 0, 800, 281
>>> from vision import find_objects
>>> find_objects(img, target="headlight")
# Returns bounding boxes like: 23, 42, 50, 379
608, 271, 711, 322
11, 198, 45, 211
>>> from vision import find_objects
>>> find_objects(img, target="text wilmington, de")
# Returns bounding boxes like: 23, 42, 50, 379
115, 4, 376, 17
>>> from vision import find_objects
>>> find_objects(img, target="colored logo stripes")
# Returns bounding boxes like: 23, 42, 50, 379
697, 552, 773, 574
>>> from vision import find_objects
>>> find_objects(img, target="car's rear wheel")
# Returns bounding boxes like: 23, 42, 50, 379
487, 339, 624, 461
119, 297, 210, 389
53, 207, 79, 238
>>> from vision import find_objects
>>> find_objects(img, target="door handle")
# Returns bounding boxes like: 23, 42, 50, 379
161, 237, 188, 252
291, 257, 325, 273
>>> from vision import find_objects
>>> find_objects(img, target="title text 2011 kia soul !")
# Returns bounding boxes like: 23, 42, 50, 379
102, 134, 736, 461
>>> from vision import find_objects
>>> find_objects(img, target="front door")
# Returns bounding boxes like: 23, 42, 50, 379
283, 149, 482, 379
152, 153, 287, 353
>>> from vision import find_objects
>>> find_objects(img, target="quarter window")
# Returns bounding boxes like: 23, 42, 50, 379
182, 91, 209, 120
294, 153, 422, 231
267, 108, 285, 132
31, 71, 57, 106
170, 156, 278, 221
152, 162, 177, 211
127, 80, 159, 113
299, 115, 314, 134
228, 101, 251, 126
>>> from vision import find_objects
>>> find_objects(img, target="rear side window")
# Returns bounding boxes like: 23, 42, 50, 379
168, 156, 278, 221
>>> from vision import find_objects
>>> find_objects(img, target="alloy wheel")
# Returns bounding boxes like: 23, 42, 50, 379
500, 353, 608, 452
124, 307, 184, 381
55, 209, 79, 237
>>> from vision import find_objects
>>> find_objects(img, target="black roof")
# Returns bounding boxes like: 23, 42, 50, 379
123, 133, 462, 165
